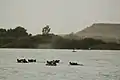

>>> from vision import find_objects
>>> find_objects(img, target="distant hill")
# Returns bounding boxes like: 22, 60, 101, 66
75, 23, 120, 43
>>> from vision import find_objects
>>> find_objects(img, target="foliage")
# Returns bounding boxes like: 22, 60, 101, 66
42, 25, 51, 35
0, 26, 29, 38
52, 36, 106, 49
91, 43, 120, 50
0, 26, 120, 50
2, 37, 36, 48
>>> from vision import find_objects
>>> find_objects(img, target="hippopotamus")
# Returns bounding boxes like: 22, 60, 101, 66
28, 59, 36, 62
17, 59, 28, 63
46, 60, 57, 66
69, 62, 83, 66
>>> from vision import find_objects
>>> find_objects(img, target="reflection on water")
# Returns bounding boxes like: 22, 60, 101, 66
0, 49, 120, 80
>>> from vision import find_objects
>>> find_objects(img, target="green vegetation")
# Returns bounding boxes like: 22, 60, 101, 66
0, 25, 120, 50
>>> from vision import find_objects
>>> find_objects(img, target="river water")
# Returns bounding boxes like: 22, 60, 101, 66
0, 49, 120, 80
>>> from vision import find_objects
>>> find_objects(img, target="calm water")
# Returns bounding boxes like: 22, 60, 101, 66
0, 49, 120, 80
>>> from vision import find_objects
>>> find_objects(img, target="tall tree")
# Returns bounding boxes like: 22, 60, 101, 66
42, 25, 51, 35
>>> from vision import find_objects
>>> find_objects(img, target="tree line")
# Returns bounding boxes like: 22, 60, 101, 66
0, 25, 120, 50
51, 36, 105, 49
0, 26, 30, 38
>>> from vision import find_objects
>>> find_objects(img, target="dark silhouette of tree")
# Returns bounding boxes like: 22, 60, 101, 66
0, 28, 6, 32
42, 25, 51, 35
0, 26, 31, 38
0, 28, 6, 37
13, 26, 28, 37
4, 26, 29, 38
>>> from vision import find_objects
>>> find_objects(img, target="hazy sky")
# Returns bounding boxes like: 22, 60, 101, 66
0, 0, 120, 35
